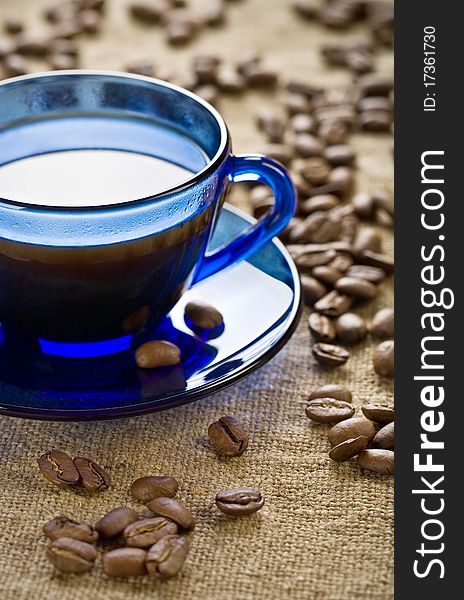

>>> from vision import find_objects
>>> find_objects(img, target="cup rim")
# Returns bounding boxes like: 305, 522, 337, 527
0, 70, 231, 212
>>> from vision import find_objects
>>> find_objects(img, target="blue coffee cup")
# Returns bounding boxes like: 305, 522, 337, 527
0, 71, 296, 350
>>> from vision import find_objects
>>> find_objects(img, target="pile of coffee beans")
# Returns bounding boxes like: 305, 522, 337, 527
39, 420, 264, 578
305, 384, 394, 475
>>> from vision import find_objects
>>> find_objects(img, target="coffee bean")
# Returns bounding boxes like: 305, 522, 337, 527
373, 340, 394, 378
357, 449, 394, 475
244, 64, 278, 87
358, 74, 393, 96
314, 290, 352, 317
373, 192, 394, 219
252, 196, 274, 219
135, 340, 181, 369
95, 507, 139, 539
329, 435, 368, 462
4, 17, 24, 35
102, 548, 148, 577
184, 300, 223, 332
305, 398, 354, 424
372, 421, 394, 449
315, 105, 356, 127
50, 53, 78, 70
358, 250, 394, 274
166, 19, 197, 45
208, 415, 249, 457
293, 0, 320, 19
291, 113, 317, 134
38, 449, 80, 488
301, 275, 327, 306
353, 228, 382, 256
339, 214, 359, 243
131, 475, 179, 502
328, 416, 377, 447
43, 516, 98, 543
362, 403, 394, 424
15, 33, 49, 56
47, 537, 97, 574
236, 51, 261, 75
371, 308, 394, 339
328, 252, 353, 272
195, 84, 219, 106
335, 312, 367, 344
335, 276, 377, 300
319, 4, 356, 28
124, 517, 178, 548
318, 120, 349, 145
327, 166, 353, 196
293, 174, 314, 200
73, 457, 111, 492
284, 94, 312, 115
312, 342, 349, 367
324, 145, 355, 167
300, 157, 331, 186
217, 69, 246, 93
256, 109, 286, 143
300, 195, 339, 215
294, 134, 325, 158
308, 312, 336, 343
345, 265, 385, 284
215, 487, 264, 516
359, 109, 392, 132
352, 192, 376, 220
308, 384, 352, 403
129, 1, 168, 23
346, 48, 374, 74
261, 144, 293, 166
204, 0, 226, 26
192, 55, 220, 84
286, 81, 322, 99
80, 9, 101, 33
3, 53, 27, 76
146, 534, 189, 579
290, 212, 328, 244
146, 497, 195, 531
358, 96, 392, 112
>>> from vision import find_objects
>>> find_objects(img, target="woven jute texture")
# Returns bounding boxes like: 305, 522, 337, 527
0, 1, 393, 599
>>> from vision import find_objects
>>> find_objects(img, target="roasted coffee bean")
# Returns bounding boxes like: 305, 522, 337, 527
300, 194, 339, 215
358, 96, 392, 112
335, 276, 377, 299
80, 9, 101, 33
318, 120, 349, 145
95, 507, 139, 539
192, 55, 220, 84
47, 537, 97, 574
256, 109, 286, 143
244, 64, 278, 87
300, 157, 331, 186
314, 290, 352, 317
253, 195, 274, 218
236, 51, 261, 75
195, 84, 219, 106
279, 217, 301, 244
371, 308, 394, 339
301, 275, 328, 306
131, 475, 179, 502
292, 0, 320, 19
308, 312, 336, 343
38, 449, 80, 488
339, 214, 359, 243
373, 340, 394, 377
73, 457, 111, 492
373, 192, 394, 219
315, 105, 357, 127
345, 265, 385, 284
352, 192, 376, 220
204, 0, 226, 26
312, 343, 349, 367
353, 228, 382, 256
284, 93, 312, 116
358, 74, 393, 97
43, 516, 98, 543
15, 34, 49, 56
50, 53, 78, 70
293, 175, 314, 200
103, 548, 148, 577
146, 497, 195, 531
319, 3, 356, 28
4, 16, 24, 35
372, 421, 394, 449
124, 517, 178, 548
3, 53, 27, 76
324, 145, 355, 167
185, 300, 223, 331
357, 449, 394, 475
329, 435, 368, 462
346, 48, 374, 74
261, 144, 293, 166
289, 240, 352, 256
359, 109, 392, 132
328, 252, 353, 272
308, 384, 352, 403
294, 134, 324, 158
305, 398, 354, 424
291, 113, 317, 134
166, 19, 197, 45
359, 250, 394, 274
295, 249, 337, 270
328, 416, 376, 447
286, 80, 322, 100
217, 69, 246, 93
327, 166, 354, 196
310, 216, 342, 244
362, 403, 394, 424
146, 534, 189, 579
215, 487, 264, 516
208, 415, 249, 457
290, 212, 328, 244
135, 340, 181, 369
335, 312, 367, 344
129, 1, 168, 23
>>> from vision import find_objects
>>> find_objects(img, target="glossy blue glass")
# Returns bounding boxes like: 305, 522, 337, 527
0, 71, 296, 352
0, 205, 302, 420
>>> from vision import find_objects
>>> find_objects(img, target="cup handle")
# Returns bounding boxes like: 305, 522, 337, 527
193, 153, 296, 283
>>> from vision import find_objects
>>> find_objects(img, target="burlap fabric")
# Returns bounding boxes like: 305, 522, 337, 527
0, 1, 394, 598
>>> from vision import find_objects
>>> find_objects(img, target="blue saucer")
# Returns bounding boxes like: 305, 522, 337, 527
0, 205, 301, 420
